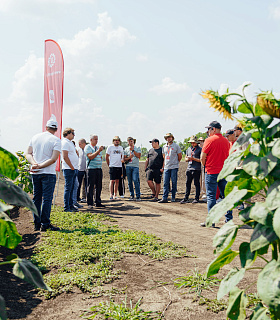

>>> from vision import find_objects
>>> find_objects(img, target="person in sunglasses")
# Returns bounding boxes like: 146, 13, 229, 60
200, 121, 232, 227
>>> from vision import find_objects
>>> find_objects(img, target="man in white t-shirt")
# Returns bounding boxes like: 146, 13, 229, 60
61, 127, 79, 212
106, 136, 124, 200
26, 114, 61, 232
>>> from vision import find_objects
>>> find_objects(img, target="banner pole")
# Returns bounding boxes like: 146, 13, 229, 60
53, 171, 60, 208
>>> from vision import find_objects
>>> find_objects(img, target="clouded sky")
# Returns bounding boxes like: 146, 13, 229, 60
1, 0, 280, 153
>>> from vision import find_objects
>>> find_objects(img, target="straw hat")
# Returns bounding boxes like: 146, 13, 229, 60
188, 135, 198, 143
127, 136, 136, 143
164, 133, 174, 140
198, 137, 205, 141
112, 136, 121, 142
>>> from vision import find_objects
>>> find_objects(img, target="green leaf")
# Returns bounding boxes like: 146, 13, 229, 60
266, 121, 280, 138
250, 306, 270, 320
0, 202, 13, 213
270, 165, 280, 179
206, 187, 247, 226
217, 268, 246, 300
218, 151, 244, 181
0, 214, 22, 249
225, 177, 265, 200
254, 103, 267, 117
0, 294, 7, 320
13, 258, 51, 291
250, 115, 273, 129
250, 144, 261, 156
239, 242, 257, 268
243, 154, 260, 177
231, 130, 254, 152
226, 169, 251, 183
227, 287, 247, 320
272, 139, 280, 159
238, 102, 251, 114
213, 220, 238, 253
0, 178, 37, 215
266, 181, 280, 211
206, 249, 239, 277
0, 147, 19, 180
257, 259, 280, 316
272, 207, 280, 238
250, 224, 278, 252
249, 203, 273, 227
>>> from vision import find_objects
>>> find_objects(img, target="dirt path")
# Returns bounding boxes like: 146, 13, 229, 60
0, 162, 256, 320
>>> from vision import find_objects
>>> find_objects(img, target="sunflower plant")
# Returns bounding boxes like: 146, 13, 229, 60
202, 84, 280, 319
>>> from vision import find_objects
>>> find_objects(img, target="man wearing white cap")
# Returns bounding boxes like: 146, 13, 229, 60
26, 115, 61, 232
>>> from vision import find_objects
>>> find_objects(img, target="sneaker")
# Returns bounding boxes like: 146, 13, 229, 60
120, 195, 125, 198
88, 205, 94, 210
192, 199, 199, 204
158, 199, 168, 203
80, 198, 87, 203
151, 197, 159, 202
74, 203, 83, 208
71, 206, 79, 212
148, 194, 155, 199
110, 196, 114, 200
180, 199, 189, 204
95, 204, 105, 208
41, 224, 60, 232
129, 197, 134, 201
171, 198, 176, 202
34, 224, 41, 231
200, 222, 215, 228
136, 197, 141, 201
113, 195, 118, 200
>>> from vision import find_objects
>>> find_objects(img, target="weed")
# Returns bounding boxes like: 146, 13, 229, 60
32, 207, 190, 298
81, 297, 161, 319
247, 293, 262, 309
197, 296, 227, 313
173, 269, 220, 296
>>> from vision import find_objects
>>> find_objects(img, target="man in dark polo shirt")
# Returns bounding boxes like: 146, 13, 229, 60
145, 139, 164, 201
180, 135, 201, 204
200, 121, 232, 227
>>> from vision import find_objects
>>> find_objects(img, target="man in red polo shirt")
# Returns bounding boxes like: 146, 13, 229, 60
200, 121, 232, 227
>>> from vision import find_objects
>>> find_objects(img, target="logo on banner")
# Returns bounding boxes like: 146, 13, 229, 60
49, 90, 55, 103
48, 53, 56, 68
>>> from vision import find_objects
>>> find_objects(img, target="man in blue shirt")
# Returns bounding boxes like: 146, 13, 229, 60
84, 134, 104, 209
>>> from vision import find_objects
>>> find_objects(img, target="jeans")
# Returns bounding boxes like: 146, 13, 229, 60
72, 176, 79, 205
126, 166, 140, 198
205, 172, 233, 222
87, 168, 103, 206
32, 174, 56, 227
63, 169, 78, 211
77, 170, 87, 201
163, 168, 178, 200
184, 170, 201, 200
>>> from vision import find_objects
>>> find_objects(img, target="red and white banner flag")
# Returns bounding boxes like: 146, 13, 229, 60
43, 39, 64, 171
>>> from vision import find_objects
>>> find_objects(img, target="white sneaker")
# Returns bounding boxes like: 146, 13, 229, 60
120, 195, 124, 198
88, 205, 94, 210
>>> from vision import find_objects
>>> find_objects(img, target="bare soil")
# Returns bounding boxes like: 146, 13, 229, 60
0, 162, 259, 319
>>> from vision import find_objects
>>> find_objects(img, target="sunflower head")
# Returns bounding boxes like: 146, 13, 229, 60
201, 90, 234, 120
257, 91, 280, 119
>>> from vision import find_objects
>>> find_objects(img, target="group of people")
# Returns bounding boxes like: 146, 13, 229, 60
26, 115, 243, 231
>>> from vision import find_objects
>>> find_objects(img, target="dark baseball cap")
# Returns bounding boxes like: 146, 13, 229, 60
149, 138, 159, 143
205, 121, 222, 129
234, 125, 242, 131
225, 129, 235, 136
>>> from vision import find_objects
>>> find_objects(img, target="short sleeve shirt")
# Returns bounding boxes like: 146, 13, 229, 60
124, 146, 141, 167
29, 131, 61, 175
84, 144, 103, 169
78, 148, 86, 171
186, 146, 202, 171
202, 134, 230, 174
163, 143, 182, 169
106, 145, 124, 168
61, 138, 79, 170
147, 147, 164, 170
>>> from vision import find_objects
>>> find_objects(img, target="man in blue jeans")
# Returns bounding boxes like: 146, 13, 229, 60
26, 114, 61, 232
61, 127, 79, 212
200, 121, 232, 227
124, 137, 142, 201
158, 133, 182, 203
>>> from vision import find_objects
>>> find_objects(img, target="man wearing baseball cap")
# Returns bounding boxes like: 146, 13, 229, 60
159, 133, 182, 203
145, 139, 164, 201
225, 129, 236, 151
26, 114, 61, 232
200, 121, 232, 227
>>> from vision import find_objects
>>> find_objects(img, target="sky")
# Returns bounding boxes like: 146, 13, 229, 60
1, 0, 280, 154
